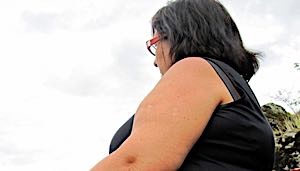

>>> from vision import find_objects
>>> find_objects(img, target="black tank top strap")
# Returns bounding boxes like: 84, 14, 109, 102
205, 59, 241, 101
202, 57, 262, 110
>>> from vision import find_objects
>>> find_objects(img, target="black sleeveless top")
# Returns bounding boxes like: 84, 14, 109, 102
109, 58, 275, 171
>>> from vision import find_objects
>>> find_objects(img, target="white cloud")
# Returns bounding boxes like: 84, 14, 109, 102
250, 35, 300, 110
0, 0, 164, 170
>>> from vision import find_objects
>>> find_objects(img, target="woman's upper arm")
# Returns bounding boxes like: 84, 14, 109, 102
92, 57, 226, 171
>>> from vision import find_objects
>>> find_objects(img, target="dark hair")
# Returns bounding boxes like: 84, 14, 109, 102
152, 0, 260, 81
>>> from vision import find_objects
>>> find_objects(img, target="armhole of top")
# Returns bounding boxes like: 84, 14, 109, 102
109, 115, 135, 153
206, 60, 241, 101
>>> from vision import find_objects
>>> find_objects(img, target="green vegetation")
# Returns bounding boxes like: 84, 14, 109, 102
262, 103, 300, 171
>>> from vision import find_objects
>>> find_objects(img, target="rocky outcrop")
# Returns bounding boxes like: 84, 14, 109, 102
262, 103, 300, 171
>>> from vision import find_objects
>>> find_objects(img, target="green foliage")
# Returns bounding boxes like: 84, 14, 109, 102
262, 103, 300, 171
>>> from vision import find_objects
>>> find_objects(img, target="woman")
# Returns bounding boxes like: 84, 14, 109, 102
91, 0, 275, 170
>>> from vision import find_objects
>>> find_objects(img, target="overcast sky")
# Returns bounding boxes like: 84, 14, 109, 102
0, 0, 299, 170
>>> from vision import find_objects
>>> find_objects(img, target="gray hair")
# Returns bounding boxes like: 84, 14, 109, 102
152, 0, 260, 81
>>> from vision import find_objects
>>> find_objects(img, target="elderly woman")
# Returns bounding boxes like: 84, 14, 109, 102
91, 0, 275, 170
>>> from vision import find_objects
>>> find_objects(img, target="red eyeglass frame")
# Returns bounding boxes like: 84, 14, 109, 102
146, 36, 160, 56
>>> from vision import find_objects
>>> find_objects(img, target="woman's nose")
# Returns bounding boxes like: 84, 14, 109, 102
154, 61, 158, 67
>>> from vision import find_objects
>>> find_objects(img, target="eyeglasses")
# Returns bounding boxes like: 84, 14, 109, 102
146, 36, 160, 56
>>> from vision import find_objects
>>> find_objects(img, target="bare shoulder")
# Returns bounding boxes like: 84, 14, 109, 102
129, 58, 224, 167
102, 57, 226, 170
151, 56, 224, 99
170, 56, 212, 70
135, 57, 223, 118
166, 57, 216, 76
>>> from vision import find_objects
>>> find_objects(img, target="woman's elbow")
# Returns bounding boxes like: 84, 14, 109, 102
90, 153, 144, 171
90, 154, 180, 171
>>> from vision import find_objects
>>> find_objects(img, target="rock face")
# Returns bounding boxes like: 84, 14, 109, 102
262, 103, 300, 171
